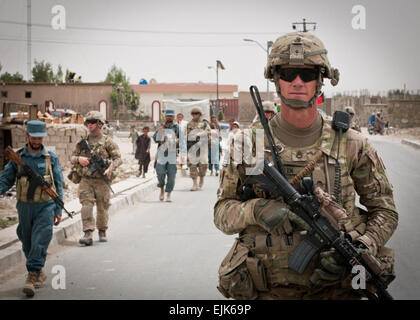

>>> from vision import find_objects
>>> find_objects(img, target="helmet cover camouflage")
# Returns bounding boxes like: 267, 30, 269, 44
84, 110, 105, 124
264, 32, 339, 109
262, 101, 277, 113
344, 106, 355, 115
191, 106, 202, 115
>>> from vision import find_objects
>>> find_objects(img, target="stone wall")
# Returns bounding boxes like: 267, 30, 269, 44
3, 124, 87, 168
387, 100, 420, 128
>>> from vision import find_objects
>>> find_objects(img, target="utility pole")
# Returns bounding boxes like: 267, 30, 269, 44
243, 39, 273, 100
292, 18, 317, 32
208, 60, 225, 117
27, 0, 32, 81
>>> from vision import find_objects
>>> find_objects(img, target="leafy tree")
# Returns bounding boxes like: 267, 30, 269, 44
0, 63, 25, 82
31, 60, 55, 82
0, 71, 25, 82
105, 64, 140, 116
54, 64, 64, 83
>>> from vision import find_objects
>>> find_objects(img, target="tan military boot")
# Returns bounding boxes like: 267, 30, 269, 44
33, 269, 47, 288
99, 229, 108, 242
79, 230, 93, 246
159, 187, 165, 201
190, 178, 199, 191
23, 272, 37, 297
166, 192, 172, 202
199, 176, 204, 189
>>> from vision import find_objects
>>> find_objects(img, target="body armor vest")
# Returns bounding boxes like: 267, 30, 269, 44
75, 136, 112, 179
16, 151, 56, 203
239, 118, 367, 287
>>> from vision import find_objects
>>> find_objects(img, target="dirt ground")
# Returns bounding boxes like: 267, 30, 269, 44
0, 132, 156, 229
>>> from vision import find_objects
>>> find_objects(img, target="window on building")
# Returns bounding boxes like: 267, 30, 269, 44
1, 91, 7, 98
25, 91, 32, 98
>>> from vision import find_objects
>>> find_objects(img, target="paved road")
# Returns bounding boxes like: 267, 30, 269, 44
0, 174, 234, 300
1, 134, 419, 300
367, 134, 420, 299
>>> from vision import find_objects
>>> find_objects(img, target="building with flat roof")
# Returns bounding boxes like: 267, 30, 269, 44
131, 82, 238, 117
0, 82, 113, 119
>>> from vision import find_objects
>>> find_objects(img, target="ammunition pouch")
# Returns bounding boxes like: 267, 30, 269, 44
217, 239, 259, 300
16, 175, 53, 203
68, 169, 82, 184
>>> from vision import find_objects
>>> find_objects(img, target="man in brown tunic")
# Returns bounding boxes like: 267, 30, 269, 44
135, 127, 151, 178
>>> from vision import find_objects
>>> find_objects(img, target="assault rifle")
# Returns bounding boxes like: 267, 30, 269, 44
4, 146, 74, 219
78, 138, 114, 194
244, 86, 394, 300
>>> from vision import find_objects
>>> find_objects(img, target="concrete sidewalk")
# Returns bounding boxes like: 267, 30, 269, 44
402, 139, 420, 150
0, 176, 157, 274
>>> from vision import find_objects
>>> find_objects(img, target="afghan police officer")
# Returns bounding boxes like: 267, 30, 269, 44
0, 120, 64, 297
153, 109, 179, 202
214, 32, 398, 300
344, 106, 361, 133
71, 111, 122, 246
187, 106, 211, 191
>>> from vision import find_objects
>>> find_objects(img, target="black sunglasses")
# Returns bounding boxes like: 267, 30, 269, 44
278, 68, 319, 83
191, 112, 201, 115
86, 119, 98, 124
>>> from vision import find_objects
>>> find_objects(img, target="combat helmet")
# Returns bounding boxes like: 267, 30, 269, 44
264, 32, 340, 109
344, 106, 355, 115
262, 101, 277, 113
84, 110, 105, 124
191, 106, 202, 115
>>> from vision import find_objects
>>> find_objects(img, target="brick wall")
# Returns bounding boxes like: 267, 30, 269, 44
4, 124, 87, 168
387, 100, 420, 128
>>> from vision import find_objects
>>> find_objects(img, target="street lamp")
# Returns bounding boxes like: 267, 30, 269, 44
208, 60, 225, 117
243, 39, 273, 100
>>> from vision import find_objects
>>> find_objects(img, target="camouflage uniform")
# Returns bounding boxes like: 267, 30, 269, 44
214, 116, 398, 299
187, 108, 211, 189
214, 32, 398, 300
345, 107, 361, 133
71, 112, 122, 243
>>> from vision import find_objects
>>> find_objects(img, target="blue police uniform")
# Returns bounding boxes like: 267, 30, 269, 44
153, 110, 179, 193
0, 121, 63, 272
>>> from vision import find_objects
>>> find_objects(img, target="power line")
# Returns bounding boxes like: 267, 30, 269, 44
0, 19, 284, 35
0, 35, 260, 48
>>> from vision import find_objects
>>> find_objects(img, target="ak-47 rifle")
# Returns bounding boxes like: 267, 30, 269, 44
78, 138, 114, 194
243, 86, 394, 300
4, 146, 74, 219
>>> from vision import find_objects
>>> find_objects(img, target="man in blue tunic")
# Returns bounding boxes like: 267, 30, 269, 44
0, 120, 64, 297
153, 109, 179, 202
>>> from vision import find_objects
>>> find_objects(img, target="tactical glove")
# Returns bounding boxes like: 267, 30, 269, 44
309, 248, 347, 287
250, 199, 311, 235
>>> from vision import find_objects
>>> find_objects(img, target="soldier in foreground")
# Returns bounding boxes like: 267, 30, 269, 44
0, 121, 64, 297
214, 32, 398, 300
187, 107, 211, 191
71, 111, 122, 246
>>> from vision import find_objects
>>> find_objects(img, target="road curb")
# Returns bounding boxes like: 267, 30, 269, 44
0, 178, 157, 275
401, 139, 420, 150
